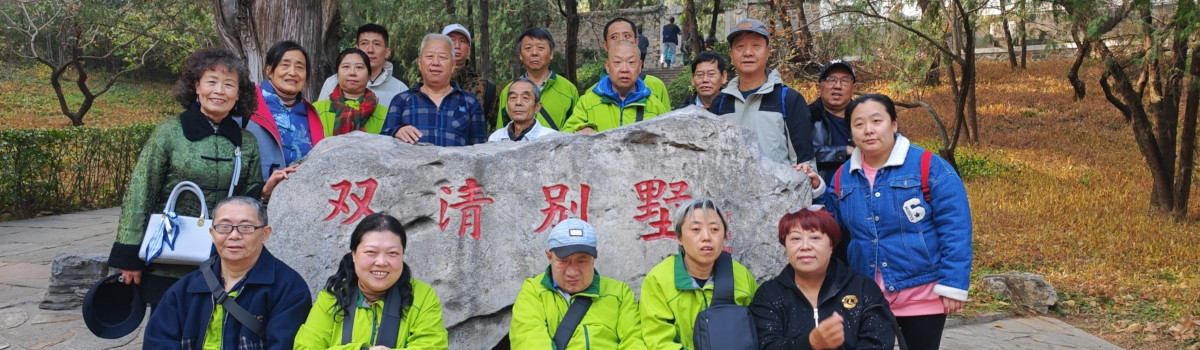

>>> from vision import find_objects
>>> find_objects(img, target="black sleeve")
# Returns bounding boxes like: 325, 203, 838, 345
785, 90, 814, 163
751, 281, 815, 350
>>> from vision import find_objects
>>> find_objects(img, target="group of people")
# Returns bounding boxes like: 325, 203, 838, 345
102, 13, 973, 350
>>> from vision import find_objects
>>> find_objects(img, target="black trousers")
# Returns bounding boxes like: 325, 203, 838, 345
896, 313, 948, 350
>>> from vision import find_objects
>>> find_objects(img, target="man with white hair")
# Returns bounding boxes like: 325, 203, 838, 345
382, 33, 487, 146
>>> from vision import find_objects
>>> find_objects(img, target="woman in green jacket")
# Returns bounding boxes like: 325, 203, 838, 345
639, 198, 759, 350
295, 213, 448, 350
314, 48, 388, 136
107, 47, 288, 309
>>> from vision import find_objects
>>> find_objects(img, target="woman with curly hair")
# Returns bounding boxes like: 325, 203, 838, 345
107, 47, 288, 309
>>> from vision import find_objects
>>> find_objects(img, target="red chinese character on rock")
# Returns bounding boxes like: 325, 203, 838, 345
632, 179, 693, 241
323, 178, 379, 225
535, 184, 591, 233
438, 178, 494, 240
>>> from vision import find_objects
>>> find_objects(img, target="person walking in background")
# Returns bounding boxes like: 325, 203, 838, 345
294, 213, 448, 349
636, 25, 650, 65
318, 24, 409, 106
804, 94, 974, 350
661, 17, 681, 67
314, 48, 389, 136
383, 33, 487, 146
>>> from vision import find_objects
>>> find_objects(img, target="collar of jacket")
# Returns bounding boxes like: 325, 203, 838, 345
593, 76, 651, 108
525, 71, 560, 90
539, 265, 602, 297
410, 81, 466, 100
181, 104, 243, 147
186, 247, 278, 293
848, 133, 911, 172
773, 258, 855, 307
671, 247, 716, 291
370, 61, 397, 87
720, 69, 785, 103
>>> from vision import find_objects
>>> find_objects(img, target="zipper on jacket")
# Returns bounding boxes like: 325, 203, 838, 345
813, 308, 820, 328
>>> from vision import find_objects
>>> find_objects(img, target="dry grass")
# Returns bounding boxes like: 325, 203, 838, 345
0, 62, 177, 129
853, 60, 1200, 349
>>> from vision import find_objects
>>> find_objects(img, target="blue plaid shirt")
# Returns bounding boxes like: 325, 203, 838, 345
382, 83, 487, 146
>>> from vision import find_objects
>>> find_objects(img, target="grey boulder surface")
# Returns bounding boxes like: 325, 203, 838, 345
268, 106, 814, 348
979, 272, 1059, 314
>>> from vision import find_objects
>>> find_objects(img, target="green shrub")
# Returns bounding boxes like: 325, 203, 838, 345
0, 124, 154, 220
667, 68, 694, 108
575, 62, 606, 95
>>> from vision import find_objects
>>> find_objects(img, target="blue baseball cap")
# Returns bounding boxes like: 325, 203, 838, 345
547, 218, 598, 258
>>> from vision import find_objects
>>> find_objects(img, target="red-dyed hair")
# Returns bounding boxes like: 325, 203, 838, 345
777, 208, 841, 247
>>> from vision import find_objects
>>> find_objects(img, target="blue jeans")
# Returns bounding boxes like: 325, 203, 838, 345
663, 42, 678, 66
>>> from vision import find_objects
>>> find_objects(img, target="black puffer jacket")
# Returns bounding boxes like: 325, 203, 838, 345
750, 259, 898, 350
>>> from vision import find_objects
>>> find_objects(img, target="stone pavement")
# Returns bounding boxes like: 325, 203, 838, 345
0, 207, 1124, 350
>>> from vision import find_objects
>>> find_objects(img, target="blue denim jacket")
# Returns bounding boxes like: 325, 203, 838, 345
816, 134, 973, 301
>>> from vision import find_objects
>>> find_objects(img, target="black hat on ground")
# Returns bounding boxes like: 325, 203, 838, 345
82, 274, 145, 339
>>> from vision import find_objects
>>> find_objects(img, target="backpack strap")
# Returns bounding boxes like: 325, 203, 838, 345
200, 258, 266, 338
779, 86, 788, 118
553, 296, 594, 350
920, 150, 933, 203
539, 107, 558, 130
834, 164, 845, 195
711, 251, 735, 305
339, 284, 403, 347
635, 105, 646, 122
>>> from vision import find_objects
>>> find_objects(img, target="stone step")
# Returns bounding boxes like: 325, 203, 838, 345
644, 66, 687, 87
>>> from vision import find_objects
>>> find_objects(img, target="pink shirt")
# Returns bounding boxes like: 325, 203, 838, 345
864, 163, 944, 316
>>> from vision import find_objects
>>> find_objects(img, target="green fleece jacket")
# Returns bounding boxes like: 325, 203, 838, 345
294, 279, 448, 350
108, 107, 264, 278
639, 253, 758, 350
510, 268, 646, 350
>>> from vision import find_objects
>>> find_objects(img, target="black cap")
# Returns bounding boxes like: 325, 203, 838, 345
819, 59, 856, 81
82, 274, 146, 339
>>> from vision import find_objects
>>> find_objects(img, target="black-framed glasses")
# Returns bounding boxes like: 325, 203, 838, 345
212, 224, 265, 234
788, 204, 826, 214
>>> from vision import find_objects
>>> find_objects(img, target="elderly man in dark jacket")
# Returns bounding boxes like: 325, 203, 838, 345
143, 197, 311, 349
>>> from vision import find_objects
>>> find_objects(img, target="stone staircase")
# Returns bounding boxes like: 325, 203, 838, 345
643, 65, 687, 86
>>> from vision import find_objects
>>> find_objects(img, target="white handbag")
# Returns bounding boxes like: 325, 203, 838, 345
138, 147, 242, 265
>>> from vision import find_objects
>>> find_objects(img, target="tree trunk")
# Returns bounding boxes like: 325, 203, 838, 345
446, 0, 456, 14
708, 0, 721, 42
683, 0, 703, 57
212, 0, 342, 99
999, 0, 1017, 70
478, 0, 491, 81
1176, 45, 1199, 219
1018, 0, 1027, 69
1067, 30, 1090, 100
557, 0, 580, 85
1098, 44, 1174, 210
791, 0, 815, 63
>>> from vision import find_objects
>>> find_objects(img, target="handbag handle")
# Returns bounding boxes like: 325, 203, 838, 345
164, 181, 209, 223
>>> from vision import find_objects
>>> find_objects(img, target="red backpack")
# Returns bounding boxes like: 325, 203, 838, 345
834, 150, 934, 203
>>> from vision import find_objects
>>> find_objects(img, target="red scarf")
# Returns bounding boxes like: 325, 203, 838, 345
328, 88, 378, 135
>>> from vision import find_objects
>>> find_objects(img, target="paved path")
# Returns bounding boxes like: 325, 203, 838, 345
0, 208, 1124, 349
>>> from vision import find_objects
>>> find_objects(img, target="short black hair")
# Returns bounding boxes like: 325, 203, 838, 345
356, 23, 390, 45
263, 40, 311, 81
690, 51, 728, 74
846, 94, 899, 121
602, 17, 637, 43
516, 27, 555, 51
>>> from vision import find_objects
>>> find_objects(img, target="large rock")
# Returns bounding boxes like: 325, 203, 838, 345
40, 252, 111, 310
979, 272, 1058, 314
269, 107, 813, 348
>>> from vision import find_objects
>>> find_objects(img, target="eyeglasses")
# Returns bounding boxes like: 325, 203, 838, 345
693, 71, 723, 80
788, 204, 826, 214
212, 224, 265, 234
822, 76, 854, 85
